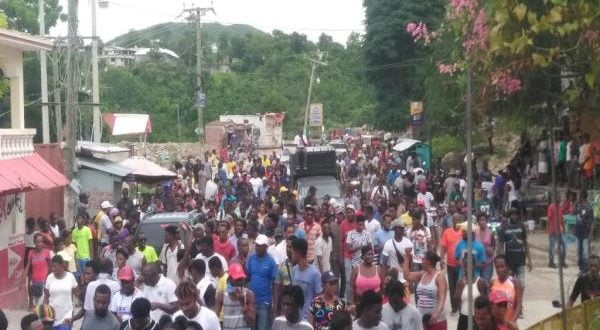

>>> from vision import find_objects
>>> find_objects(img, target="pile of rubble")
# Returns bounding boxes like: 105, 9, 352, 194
117, 142, 205, 167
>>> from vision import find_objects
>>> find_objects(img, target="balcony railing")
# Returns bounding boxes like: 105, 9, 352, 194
0, 128, 36, 160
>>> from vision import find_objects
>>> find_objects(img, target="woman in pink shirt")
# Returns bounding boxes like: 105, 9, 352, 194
26, 233, 53, 309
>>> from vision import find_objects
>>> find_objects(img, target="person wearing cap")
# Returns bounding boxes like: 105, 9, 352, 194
109, 266, 144, 322
309, 271, 346, 330
490, 255, 522, 324
298, 205, 322, 264
489, 289, 518, 330
96, 201, 115, 248
247, 234, 278, 330
381, 219, 412, 283
43, 255, 77, 330
216, 263, 256, 330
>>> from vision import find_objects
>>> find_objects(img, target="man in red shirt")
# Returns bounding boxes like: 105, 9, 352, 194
298, 205, 322, 264
213, 222, 235, 262
341, 204, 357, 299
441, 213, 464, 315
546, 196, 566, 268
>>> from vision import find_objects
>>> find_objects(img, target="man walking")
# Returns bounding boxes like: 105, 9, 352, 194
247, 235, 278, 330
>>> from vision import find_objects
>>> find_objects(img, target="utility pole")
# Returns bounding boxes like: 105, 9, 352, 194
64, 0, 79, 225
39, 0, 50, 143
465, 61, 474, 330
51, 48, 63, 142
303, 51, 327, 137
184, 6, 215, 147
91, 0, 101, 142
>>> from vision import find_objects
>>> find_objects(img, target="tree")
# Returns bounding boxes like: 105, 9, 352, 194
0, 0, 62, 34
362, 0, 445, 131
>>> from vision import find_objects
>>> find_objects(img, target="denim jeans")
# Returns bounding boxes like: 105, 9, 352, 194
577, 237, 590, 272
76, 258, 89, 277
255, 303, 272, 330
344, 259, 353, 300
548, 234, 566, 265
53, 325, 72, 330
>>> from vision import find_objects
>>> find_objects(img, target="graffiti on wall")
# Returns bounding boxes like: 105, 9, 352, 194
0, 194, 23, 224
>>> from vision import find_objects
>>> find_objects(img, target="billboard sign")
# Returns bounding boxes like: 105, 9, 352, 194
309, 103, 323, 127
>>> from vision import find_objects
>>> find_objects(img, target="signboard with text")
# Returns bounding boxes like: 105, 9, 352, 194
410, 101, 423, 115
309, 103, 324, 127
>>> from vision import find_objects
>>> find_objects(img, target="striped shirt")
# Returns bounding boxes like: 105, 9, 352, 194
222, 289, 250, 330
298, 221, 322, 262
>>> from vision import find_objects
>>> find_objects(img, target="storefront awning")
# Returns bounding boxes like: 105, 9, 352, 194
0, 153, 69, 195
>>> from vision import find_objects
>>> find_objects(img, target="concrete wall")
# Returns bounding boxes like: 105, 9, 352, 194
76, 169, 122, 216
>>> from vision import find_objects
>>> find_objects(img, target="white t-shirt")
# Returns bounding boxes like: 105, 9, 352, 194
45, 272, 78, 325
109, 288, 145, 321
268, 240, 287, 265
314, 236, 333, 272
140, 275, 178, 322
84, 274, 121, 311
352, 320, 389, 330
172, 305, 221, 330
382, 237, 412, 282
100, 215, 113, 244
417, 191, 435, 211
196, 276, 214, 305
205, 180, 218, 201
406, 226, 432, 264
459, 179, 467, 200
160, 242, 184, 285
381, 303, 423, 330
366, 219, 382, 237
126, 250, 145, 278
481, 180, 494, 198
194, 252, 228, 283
249, 177, 263, 196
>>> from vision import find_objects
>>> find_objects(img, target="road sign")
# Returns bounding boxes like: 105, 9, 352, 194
197, 92, 206, 108
410, 101, 423, 115
309, 103, 323, 127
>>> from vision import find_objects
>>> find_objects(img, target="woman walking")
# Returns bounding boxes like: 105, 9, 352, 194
44, 255, 78, 330
26, 233, 53, 309
350, 246, 383, 306
403, 250, 448, 330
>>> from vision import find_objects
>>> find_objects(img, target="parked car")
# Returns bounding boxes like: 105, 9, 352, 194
135, 211, 203, 252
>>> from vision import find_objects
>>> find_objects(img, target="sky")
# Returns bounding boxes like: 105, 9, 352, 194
51, 0, 366, 45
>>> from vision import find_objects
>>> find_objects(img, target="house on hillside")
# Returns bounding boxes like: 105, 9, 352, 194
220, 113, 285, 149
101, 45, 180, 67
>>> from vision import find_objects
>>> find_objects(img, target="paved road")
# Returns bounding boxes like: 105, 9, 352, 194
2, 231, 587, 329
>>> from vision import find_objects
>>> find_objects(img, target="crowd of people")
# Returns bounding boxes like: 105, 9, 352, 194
10, 138, 600, 330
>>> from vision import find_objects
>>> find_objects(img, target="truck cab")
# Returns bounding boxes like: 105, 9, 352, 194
289, 146, 342, 203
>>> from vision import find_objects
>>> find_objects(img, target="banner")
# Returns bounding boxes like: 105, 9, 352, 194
309, 103, 323, 127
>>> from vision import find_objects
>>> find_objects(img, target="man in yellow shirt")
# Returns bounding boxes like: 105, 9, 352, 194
136, 233, 159, 263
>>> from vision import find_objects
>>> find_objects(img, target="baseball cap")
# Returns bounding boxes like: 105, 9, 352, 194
490, 290, 510, 304
113, 216, 123, 223
255, 234, 269, 246
118, 266, 135, 281
280, 186, 289, 193
321, 271, 339, 283
391, 219, 405, 229
101, 201, 113, 209
229, 263, 247, 280
417, 200, 425, 207
345, 204, 356, 211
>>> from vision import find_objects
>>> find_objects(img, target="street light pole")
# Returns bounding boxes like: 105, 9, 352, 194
38, 0, 50, 143
303, 52, 327, 137
91, 0, 101, 142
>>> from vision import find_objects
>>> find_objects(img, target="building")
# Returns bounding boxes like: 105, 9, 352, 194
219, 113, 285, 149
100, 45, 180, 67
100, 45, 136, 67
0, 28, 69, 308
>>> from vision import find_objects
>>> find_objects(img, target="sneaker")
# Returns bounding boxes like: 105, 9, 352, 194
548, 263, 557, 268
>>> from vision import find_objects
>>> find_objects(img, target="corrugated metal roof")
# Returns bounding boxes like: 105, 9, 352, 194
78, 157, 132, 177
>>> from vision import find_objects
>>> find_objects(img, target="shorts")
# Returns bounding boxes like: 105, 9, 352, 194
508, 264, 525, 286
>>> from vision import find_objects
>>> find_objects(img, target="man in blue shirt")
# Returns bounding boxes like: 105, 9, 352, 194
291, 238, 322, 320
454, 229, 487, 278
247, 234, 278, 330
373, 213, 394, 265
